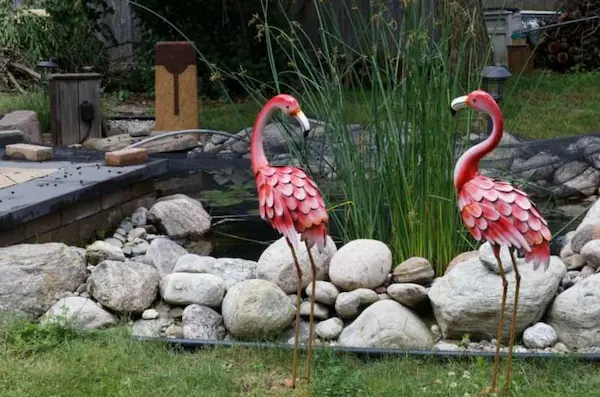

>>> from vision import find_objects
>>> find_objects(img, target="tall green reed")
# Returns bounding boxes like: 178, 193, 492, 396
129, 0, 493, 273
235, 0, 493, 272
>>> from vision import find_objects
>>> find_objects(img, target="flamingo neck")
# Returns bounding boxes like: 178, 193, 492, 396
250, 98, 279, 173
454, 103, 504, 191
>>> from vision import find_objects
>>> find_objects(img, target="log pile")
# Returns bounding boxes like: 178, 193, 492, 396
0, 49, 41, 94
534, 1, 600, 72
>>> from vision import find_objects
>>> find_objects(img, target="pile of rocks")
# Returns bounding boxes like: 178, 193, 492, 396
4, 192, 600, 354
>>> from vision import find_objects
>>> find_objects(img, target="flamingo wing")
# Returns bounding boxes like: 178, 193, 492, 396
256, 166, 329, 252
459, 175, 552, 270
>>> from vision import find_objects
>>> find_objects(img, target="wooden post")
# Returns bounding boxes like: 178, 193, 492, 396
154, 41, 199, 134
50, 73, 103, 146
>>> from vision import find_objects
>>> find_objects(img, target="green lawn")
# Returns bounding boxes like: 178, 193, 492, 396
1, 321, 600, 397
1, 70, 599, 140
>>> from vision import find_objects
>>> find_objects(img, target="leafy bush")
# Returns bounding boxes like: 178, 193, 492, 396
0, 0, 114, 73
133, 0, 293, 99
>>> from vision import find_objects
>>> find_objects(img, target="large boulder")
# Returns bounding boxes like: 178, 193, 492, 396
257, 236, 337, 294
547, 273, 600, 349
87, 260, 161, 313
159, 273, 226, 308
0, 243, 87, 318
221, 279, 295, 339
428, 255, 566, 340
329, 239, 392, 291
0, 110, 42, 143
40, 296, 116, 329
338, 300, 433, 349
148, 195, 211, 239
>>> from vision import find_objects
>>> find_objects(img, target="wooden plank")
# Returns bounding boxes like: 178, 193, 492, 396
77, 77, 103, 140
57, 79, 80, 146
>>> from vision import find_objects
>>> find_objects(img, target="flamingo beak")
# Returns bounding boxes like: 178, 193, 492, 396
293, 110, 311, 138
450, 95, 468, 117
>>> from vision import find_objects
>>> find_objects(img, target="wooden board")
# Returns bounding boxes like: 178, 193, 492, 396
50, 73, 103, 147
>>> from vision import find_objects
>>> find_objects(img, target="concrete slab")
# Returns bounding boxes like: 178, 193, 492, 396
0, 157, 168, 231
0, 167, 57, 185
0, 174, 16, 189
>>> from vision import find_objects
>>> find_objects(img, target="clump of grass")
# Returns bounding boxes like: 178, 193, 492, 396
226, 0, 492, 271
0, 89, 51, 133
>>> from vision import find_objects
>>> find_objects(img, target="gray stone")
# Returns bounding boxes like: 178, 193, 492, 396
0, 129, 24, 146
257, 236, 337, 294
335, 288, 379, 319
580, 240, 600, 269
165, 323, 184, 338
103, 238, 123, 248
120, 219, 134, 234
221, 279, 295, 339
173, 254, 216, 274
522, 322, 558, 349
0, 110, 42, 143
129, 227, 147, 240
182, 304, 226, 340
87, 260, 160, 313
429, 255, 566, 340
142, 309, 159, 320
131, 207, 149, 227
479, 242, 514, 274
0, 243, 87, 318
553, 161, 589, 185
131, 316, 171, 338
510, 152, 560, 180
40, 297, 116, 329
329, 239, 392, 291
300, 301, 329, 320
315, 317, 343, 340
386, 283, 428, 308
211, 258, 258, 290
547, 273, 600, 349
160, 273, 226, 308
149, 195, 211, 239
305, 281, 339, 306
338, 300, 433, 349
145, 237, 188, 278
392, 256, 435, 285
85, 240, 125, 266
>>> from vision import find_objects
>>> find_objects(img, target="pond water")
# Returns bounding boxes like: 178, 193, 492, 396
152, 161, 585, 262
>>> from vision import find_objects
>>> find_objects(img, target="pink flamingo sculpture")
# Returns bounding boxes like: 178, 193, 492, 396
251, 94, 329, 388
450, 90, 551, 393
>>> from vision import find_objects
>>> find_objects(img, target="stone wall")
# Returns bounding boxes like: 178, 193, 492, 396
0, 181, 156, 247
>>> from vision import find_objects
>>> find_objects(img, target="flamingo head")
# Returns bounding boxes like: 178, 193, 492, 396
450, 90, 500, 117
272, 94, 311, 137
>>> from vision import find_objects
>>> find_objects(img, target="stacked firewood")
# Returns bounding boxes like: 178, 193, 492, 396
0, 49, 41, 94
534, 0, 600, 72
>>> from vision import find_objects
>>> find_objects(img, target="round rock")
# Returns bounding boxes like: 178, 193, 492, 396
40, 297, 116, 329
392, 256, 435, 285
85, 240, 125, 266
257, 236, 337, 294
305, 281, 339, 305
338, 300, 433, 349
88, 260, 161, 313
580, 240, 600, 269
571, 224, 600, 253
316, 317, 343, 340
329, 239, 392, 291
522, 322, 558, 349
386, 283, 428, 309
221, 279, 295, 339
182, 304, 226, 340
160, 273, 226, 308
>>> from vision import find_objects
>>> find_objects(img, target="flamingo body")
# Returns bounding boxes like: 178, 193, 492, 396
256, 165, 328, 252
458, 174, 551, 270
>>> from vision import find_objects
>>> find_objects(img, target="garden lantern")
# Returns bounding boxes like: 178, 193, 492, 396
481, 65, 512, 103
481, 66, 511, 133
37, 59, 58, 86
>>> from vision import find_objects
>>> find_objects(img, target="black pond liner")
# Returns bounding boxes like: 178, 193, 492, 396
132, 337, 600, 362
107, 116, 156, 121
